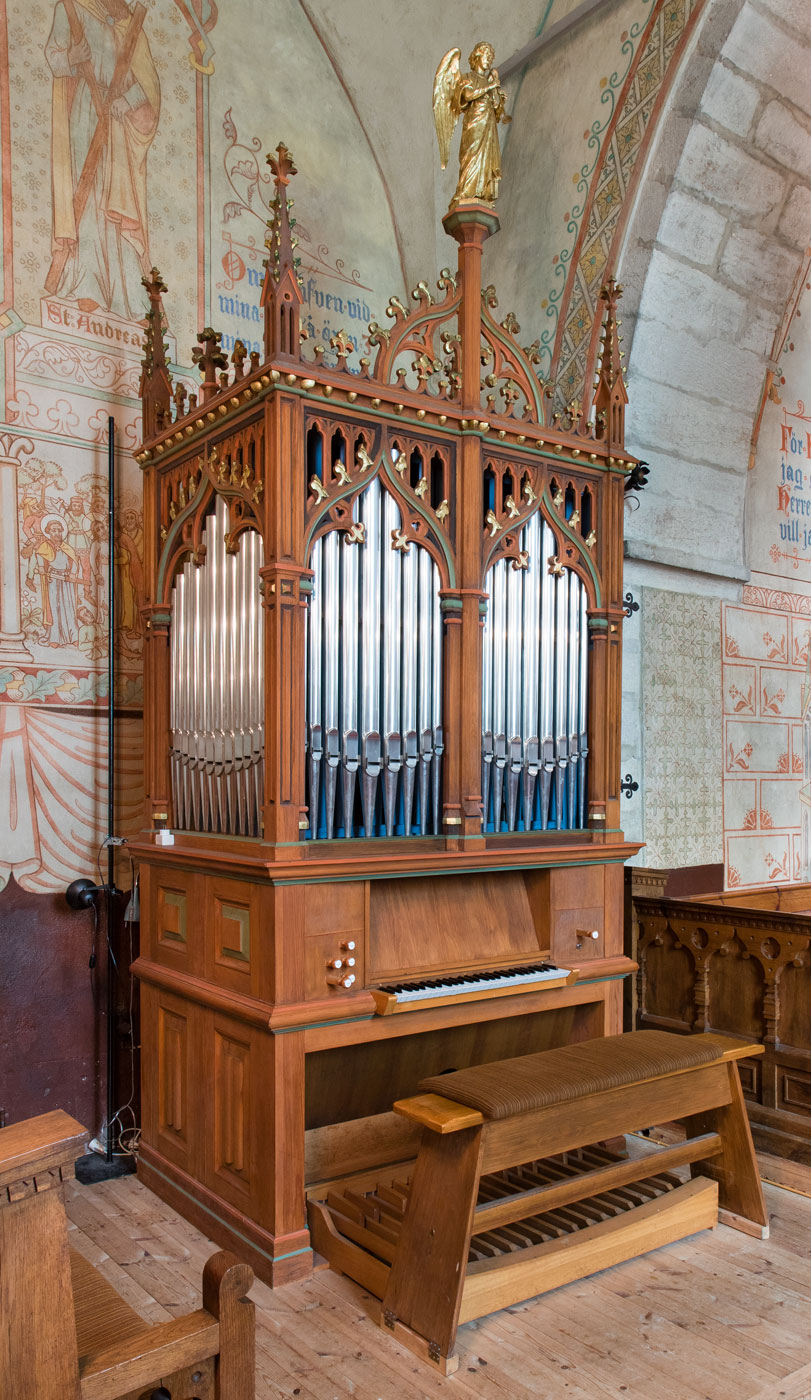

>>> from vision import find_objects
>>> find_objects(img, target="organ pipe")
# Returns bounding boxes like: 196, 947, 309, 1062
170, 496, 265, 836
306, 476, 443, 839
482, 513, 589, 832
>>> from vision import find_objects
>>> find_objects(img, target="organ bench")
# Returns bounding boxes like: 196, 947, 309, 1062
308, 1029, 768, 1373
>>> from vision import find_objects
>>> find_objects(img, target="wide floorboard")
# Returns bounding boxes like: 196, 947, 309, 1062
64, 1170, 811, 1400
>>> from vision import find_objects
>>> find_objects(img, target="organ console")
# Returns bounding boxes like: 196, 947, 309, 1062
131, 140, 641, 1287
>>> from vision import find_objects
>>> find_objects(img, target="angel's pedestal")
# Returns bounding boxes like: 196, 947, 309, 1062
442, 203, 500, 415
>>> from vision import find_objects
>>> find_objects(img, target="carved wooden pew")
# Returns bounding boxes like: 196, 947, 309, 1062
309, 1029, 768, 1374
0, 1110, 255, 1399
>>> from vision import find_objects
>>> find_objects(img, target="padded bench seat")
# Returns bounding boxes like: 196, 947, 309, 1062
419, 1029, 724, 1119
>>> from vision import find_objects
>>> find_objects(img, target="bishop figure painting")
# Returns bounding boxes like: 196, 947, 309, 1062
45, 0, 160, 320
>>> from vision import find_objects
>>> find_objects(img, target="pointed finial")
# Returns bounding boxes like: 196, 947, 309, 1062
192, 327, 228, 402
261, 140, 303, 359
139, 267, 172, 440
594, 276, 628, 451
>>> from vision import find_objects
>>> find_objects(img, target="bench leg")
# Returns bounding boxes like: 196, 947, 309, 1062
202, 1252, 255, 1400
381, 1124, 483, 1368
685, 1061, 769, 1234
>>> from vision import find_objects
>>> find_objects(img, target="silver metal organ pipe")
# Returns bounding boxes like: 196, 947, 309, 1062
578, 584, 589, 829
554, 565, 570, 827
360, 476, 382, 835
305, 473, 443, 840
341, 529, 360, 833
322, 529, 340, 838
170, 571, 183, 826
482, 511, 589, 832
169, 498, 265, 839
521, 512, 541, 832
418, 546, 434, 836
431, 576, 443, 835
382, 489, 403, 836
193, 543, 206, 830
249, 529, 264, 832
540, 520, 555, 829
567, 574, 581, 828
481, 576, 493, 828
490, 559, 507, 831
505, 560, 523, 830
401, 543, 418, 835
308, 537, 323, 837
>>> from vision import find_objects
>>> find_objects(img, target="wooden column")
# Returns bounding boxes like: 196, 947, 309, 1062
142, 603, 172, 827
440, 206, 499, 844
262, 389, 308, 849
260, 1027, 312, 1285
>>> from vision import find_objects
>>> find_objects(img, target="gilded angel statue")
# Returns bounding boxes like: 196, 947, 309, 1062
433, 41, 511, 208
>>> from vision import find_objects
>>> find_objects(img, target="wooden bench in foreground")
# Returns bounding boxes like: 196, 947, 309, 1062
308, 1029, 768, 1374
0, 1110, 255, 1399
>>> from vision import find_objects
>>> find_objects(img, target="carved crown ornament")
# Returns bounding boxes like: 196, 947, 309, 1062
140, 140, 638, 597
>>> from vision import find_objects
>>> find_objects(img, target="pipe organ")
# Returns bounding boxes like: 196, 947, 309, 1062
132, 143, 641, 1287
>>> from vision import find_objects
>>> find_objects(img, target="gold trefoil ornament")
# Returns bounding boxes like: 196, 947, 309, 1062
433, 41, 511, 209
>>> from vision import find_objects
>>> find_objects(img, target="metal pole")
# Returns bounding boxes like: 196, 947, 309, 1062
106, 415, 116, 1163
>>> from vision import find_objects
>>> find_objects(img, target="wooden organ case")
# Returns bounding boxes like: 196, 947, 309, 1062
132, 144, 641, 1287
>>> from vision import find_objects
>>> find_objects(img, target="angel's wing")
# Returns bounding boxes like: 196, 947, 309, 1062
433, 48, 461, 170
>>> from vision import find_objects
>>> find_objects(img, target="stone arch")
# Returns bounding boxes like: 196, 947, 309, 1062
619, 0, 811, 582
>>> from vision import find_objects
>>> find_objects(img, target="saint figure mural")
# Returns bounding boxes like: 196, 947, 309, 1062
45, 0, 160, 320
27, 517, 79, 647
433, 41, 511, 210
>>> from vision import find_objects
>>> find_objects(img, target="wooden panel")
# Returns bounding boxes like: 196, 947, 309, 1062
205, 877, 274, 999
779, 962, 811, 1050
146, 865, 202, 976
551, 906, 605, 962
708, 941, 765, 1041
642, 925, 695, 1028
480, 1061, 731, 1174
158, 1003, 190, 1147
304, 931, 364, 1001
738, 1056, 762, 1102
305, 1006, 576, 1129
550, 863, 604, 910
368, 872, 542, 980
603, 862, 624, 958
212, 1024, 252, 1194
305, 881, 365, 936
0, 1188, 82, 1399
778, 1063, 811, 1119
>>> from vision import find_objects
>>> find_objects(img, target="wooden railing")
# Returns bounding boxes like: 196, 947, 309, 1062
634, 883, 811, 1167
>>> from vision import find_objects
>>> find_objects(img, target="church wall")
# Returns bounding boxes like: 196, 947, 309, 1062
720, 269, 811, 888
0, 0, 403, 1128
616, 0, 811, 886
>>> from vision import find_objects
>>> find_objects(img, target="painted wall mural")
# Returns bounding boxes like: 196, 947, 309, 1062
724, 266, 811, 889
0, 0, 402, 895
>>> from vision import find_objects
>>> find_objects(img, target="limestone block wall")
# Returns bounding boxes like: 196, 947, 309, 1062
618, 0, 811, 882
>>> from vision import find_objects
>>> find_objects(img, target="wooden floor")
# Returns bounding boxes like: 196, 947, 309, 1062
65, 1166, 811, 1400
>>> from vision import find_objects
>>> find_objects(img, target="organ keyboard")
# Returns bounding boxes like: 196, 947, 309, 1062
370, 961, 576, 1014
